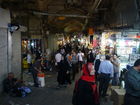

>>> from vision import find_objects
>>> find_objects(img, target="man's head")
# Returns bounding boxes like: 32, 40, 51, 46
57, 50, 60, 53
113, 54, 118, 60
35, 56, 41, 61
106, 55, 111, 60
8, 72, 14, 79
41, 56, 44, 60
79, 50, 81, 53
134, 59, 140, 71
28, 51, 31, 54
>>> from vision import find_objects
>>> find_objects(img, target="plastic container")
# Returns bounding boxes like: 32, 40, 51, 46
37, 73, 45, 87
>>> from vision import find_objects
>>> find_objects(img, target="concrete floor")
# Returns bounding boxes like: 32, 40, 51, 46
0, 71, 113, 105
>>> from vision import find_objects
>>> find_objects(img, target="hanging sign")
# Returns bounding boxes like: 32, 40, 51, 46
88, 28, 94, 35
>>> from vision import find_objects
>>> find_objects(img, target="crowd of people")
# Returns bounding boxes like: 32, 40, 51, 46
64, 41, 140, 105
2, 42, 140, 105
54, 43, 122, 105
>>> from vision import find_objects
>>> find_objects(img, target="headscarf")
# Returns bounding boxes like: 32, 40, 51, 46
80, 63, 95, 82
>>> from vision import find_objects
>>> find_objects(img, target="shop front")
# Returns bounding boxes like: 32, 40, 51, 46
22, 39, 42, 69
116, 38, 140, 69
22, 39, 42, 55
101, 31, 140, 69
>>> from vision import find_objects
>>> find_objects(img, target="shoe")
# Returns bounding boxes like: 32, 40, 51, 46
56, 84, 62, 89
27, 72, 31, 75
63, 84, 67, 88
34, 84, 39, 87
49, 68, 52, 71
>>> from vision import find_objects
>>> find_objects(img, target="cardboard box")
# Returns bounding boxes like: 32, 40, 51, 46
110, 86, 120, 101
112, 89, 126, 105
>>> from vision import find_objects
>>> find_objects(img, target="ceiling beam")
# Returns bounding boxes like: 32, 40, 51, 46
82, 0, 103, 30
32, 11, 94, 18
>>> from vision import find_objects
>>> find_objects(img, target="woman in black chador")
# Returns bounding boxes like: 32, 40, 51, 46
72, 62, 100, 105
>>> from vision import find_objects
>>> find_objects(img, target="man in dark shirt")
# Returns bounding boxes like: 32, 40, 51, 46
124, 59, 140, 105
3, 73, 18, 93
3, 72, 22, 96
32, 56, 42, 87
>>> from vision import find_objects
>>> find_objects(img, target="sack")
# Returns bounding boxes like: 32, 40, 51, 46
17, 87, 31, 97
21, 87, 32, 94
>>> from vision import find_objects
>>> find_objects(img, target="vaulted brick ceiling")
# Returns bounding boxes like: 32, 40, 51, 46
0, 0, 99, 33
0, 0, 139, 32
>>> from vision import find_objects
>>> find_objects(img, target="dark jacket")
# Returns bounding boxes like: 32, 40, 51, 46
72, 79, 97, 105
95, 59, 101, 73
3, 78, 18, 93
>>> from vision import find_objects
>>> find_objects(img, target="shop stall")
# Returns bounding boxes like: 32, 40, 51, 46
101, 32, 116, 55
22, 39, 42, 54
116, 38, 140, 69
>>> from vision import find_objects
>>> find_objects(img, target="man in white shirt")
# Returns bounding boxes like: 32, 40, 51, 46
112, 54, 120, 86
77, 51, 84, 62
27, 51, 32, 73
77, 50, 84, 71
98, 55, 114, 97
55, 50, 62, 75
55, 50, 62, 65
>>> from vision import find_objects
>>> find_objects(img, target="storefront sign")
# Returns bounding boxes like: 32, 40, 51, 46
136, 35, 140, 38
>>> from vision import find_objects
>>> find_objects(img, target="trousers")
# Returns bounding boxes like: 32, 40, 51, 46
99, 73, 111, 97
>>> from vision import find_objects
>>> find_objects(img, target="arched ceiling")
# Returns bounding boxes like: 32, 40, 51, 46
47, 8, 86, 33
0, 0, 139, 32
0, 0, 98, 33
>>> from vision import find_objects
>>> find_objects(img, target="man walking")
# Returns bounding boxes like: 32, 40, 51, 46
98, 55, 114, 97
27, 51, 32, 73
71, 51, 78, 80
77, 50, 84, 71
55, 50, 63, 88
112, 54, 120, 86
124, 59, 140, 105
55, 50, 62, 68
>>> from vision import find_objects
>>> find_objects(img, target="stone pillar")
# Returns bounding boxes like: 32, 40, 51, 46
0, 28, 8, 91
48, 34, 58, 53
11, 31, 21, 78
0, 8, 11, 92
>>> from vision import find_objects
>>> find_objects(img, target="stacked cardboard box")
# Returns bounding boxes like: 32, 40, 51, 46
111, 88, 126, 105
110, 86, 120, 101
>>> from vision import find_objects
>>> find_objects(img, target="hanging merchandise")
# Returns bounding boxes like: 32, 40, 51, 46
92, 35, 100, 48
101, 32, 116, 54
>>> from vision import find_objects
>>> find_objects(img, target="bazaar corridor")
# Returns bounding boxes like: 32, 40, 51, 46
0, 0, 140, 105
